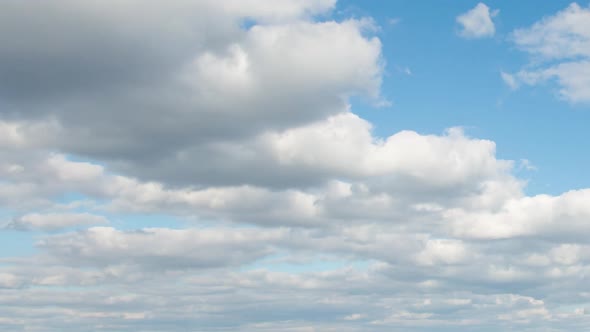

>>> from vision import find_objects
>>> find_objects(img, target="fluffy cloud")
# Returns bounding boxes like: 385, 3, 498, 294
507, 3, 590, 102
1, 0, 590, 331
456, 3, 498, 39
449, 189, 590, 240
511, 3, 590, 60
106, 112, 512, 189
0, 110, 520, 226
0, 0, 382, 188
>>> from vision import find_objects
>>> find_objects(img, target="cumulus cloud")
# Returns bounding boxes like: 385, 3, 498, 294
512, 3, 590, 60
507, 3, 590, 102
1, 0, 590, 331
456, 3, 498, 39
0, 0, 383, 187
449, 189, 590, 240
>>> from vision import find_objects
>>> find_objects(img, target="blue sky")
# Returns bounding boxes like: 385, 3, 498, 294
1, 1, 590, 331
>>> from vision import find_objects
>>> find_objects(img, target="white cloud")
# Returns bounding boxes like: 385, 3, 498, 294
1, 1, 590, 331
0, 273, 22, 288
456, 3, 498, 39
512, 3, 590, 60
509, 3, 590, 103
448, 189, 590, 240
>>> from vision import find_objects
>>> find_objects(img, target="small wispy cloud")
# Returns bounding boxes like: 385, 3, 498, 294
395, 65, 413, 76
501, 71, 519, 90
387, 17, 401, 26
519, 159, 538, 171
456, 3, 498, 39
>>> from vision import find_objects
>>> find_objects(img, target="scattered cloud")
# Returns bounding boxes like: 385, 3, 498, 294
509, 3, 590, 103
388, 17, 401, 26
395, 65, 413, 76
519, 159, 538, 171
456, 3, 498, 39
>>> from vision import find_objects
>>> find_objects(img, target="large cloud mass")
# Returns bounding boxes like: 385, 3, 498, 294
1, 1, 589, 331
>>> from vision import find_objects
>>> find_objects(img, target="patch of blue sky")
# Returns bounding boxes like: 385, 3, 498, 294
0, 230, 38, 257
54, 191, 94, 206
106, 213, 188, 231
0, 208, 37, 256
240, 17, 258, 30
0, 208, 12, 220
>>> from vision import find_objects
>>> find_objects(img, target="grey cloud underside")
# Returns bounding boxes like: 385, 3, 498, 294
0, 0, 381, 188
3, 253, 590, 332
0, 1, 240, 99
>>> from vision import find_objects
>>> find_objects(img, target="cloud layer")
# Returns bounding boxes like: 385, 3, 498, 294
0, 1, 589, 332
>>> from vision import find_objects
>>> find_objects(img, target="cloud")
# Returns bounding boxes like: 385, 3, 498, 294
0, 0, 383, 189
388, 18, 401, 26
3, 212, 108, 231
501, 71, 519, 90
1, 0, 590, 331
518, 159, 538, 171
512, 3, 590, 60
456, 3, 498, 39
109, 113, 511, 190
508, 3, 590, 103
37, 227, 285, 269
448, 189, 590, 240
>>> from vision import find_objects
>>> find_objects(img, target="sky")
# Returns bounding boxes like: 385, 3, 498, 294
1, 1, 590, 331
